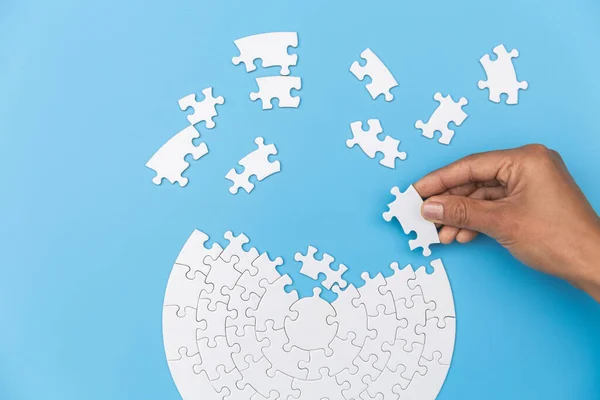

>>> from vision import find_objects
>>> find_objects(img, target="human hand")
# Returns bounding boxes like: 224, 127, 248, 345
414, 144, 600, 301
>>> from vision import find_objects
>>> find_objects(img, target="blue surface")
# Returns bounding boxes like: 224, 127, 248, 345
1, 0, 600, 398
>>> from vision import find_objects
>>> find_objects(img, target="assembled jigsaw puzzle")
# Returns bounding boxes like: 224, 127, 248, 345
163, 230, 456, 400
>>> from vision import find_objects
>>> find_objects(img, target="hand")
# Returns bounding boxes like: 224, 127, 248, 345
414, 144, 600, 301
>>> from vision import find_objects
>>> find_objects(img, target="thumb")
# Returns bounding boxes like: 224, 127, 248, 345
421, 195, 500, 236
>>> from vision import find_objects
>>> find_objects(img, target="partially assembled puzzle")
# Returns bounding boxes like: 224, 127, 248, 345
146, 31, 529, 400
164, 230, 456, 400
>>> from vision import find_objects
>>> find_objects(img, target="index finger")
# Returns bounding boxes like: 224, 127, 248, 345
414, 148, 513, 198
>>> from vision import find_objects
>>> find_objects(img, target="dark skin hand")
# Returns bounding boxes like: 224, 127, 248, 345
414, 144, 600, 302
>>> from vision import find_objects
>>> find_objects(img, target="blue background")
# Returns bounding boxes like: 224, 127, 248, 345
1, 0, 600, 398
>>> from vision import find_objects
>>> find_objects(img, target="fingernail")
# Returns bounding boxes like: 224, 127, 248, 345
422, 202, 443, 221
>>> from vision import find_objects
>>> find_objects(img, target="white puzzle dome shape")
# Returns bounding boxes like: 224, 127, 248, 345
162, 229, 456, 400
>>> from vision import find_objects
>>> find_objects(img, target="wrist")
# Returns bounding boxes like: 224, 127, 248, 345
572, 222, 600, 302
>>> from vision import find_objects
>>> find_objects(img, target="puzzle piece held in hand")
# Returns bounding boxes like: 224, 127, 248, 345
478, 44, 528, 105
146, 125, 208, 187
383, 185, 440, 256
178, 87, 224, 128
250, 76, 302, 110
347, 119, 407, 168
415, 93, 468, 145
225, 137, 281, 194
350, 48, 398, 101
232, 32, 299, 76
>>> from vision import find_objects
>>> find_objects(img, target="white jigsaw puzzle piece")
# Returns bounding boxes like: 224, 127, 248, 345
328, 285, 375, 348
197, 336, 240, 380
377, 262, 421, 305
353, 272, 396, 316
257, 320, 310, 379
196, 297, 236, 347
211, 366, 256, 399
409, 258, 456, 323
237, 356, 301, 399
394, 294, 435, 351
359, 304, 406, 371
382, 339, 426, 382
247, 274, 299, 331
350, 48, 398, 101
203, 255, 241, 307
163, 305, 203, 360
226, 325, 269, 372
335, 354, 381, 400
382, 185, 440, 256
232, 32, 298, 75
250, 76, 301, 109
285, 288, 338, 353
478, 44, 528, 105
164, 264, 214, 317
347, 119, 407, 168
234, 252, 284, 301
292, 369, 349, 400
221, 231, 260, 275
251, 252, 284, 283
146, 125, 208, 187
225, 137, 281, 194
300, 333, 362, 379
175, 229, 223, 278
167, 351, 221, 400
222, 285, 260, 336
415, 317, 456, 365
396, 353, 449, 400
178, 87, 224, 128
415, 92, 468, 145
362, 366, 409, 400
294, 246, 348, 289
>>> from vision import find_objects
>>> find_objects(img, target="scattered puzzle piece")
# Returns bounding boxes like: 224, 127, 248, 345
146, 125, 208, 187
415, 92, 468, 145
178, 87, 224, 128
250, 76, 302, 109
347, 119, 407, 168
225, 137, 281, 194
232, 32, 298, 75
478, 44, 528, 104
294, 245, 348, 290
350, 48, 398, 101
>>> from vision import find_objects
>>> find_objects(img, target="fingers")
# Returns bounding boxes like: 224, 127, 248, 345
422, 195, 498, 234
442, 180, 502, 197
456, 229, 479, 243
414, 149, 513, 198
439, 226, 460, 244
434, 186, 506, 243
